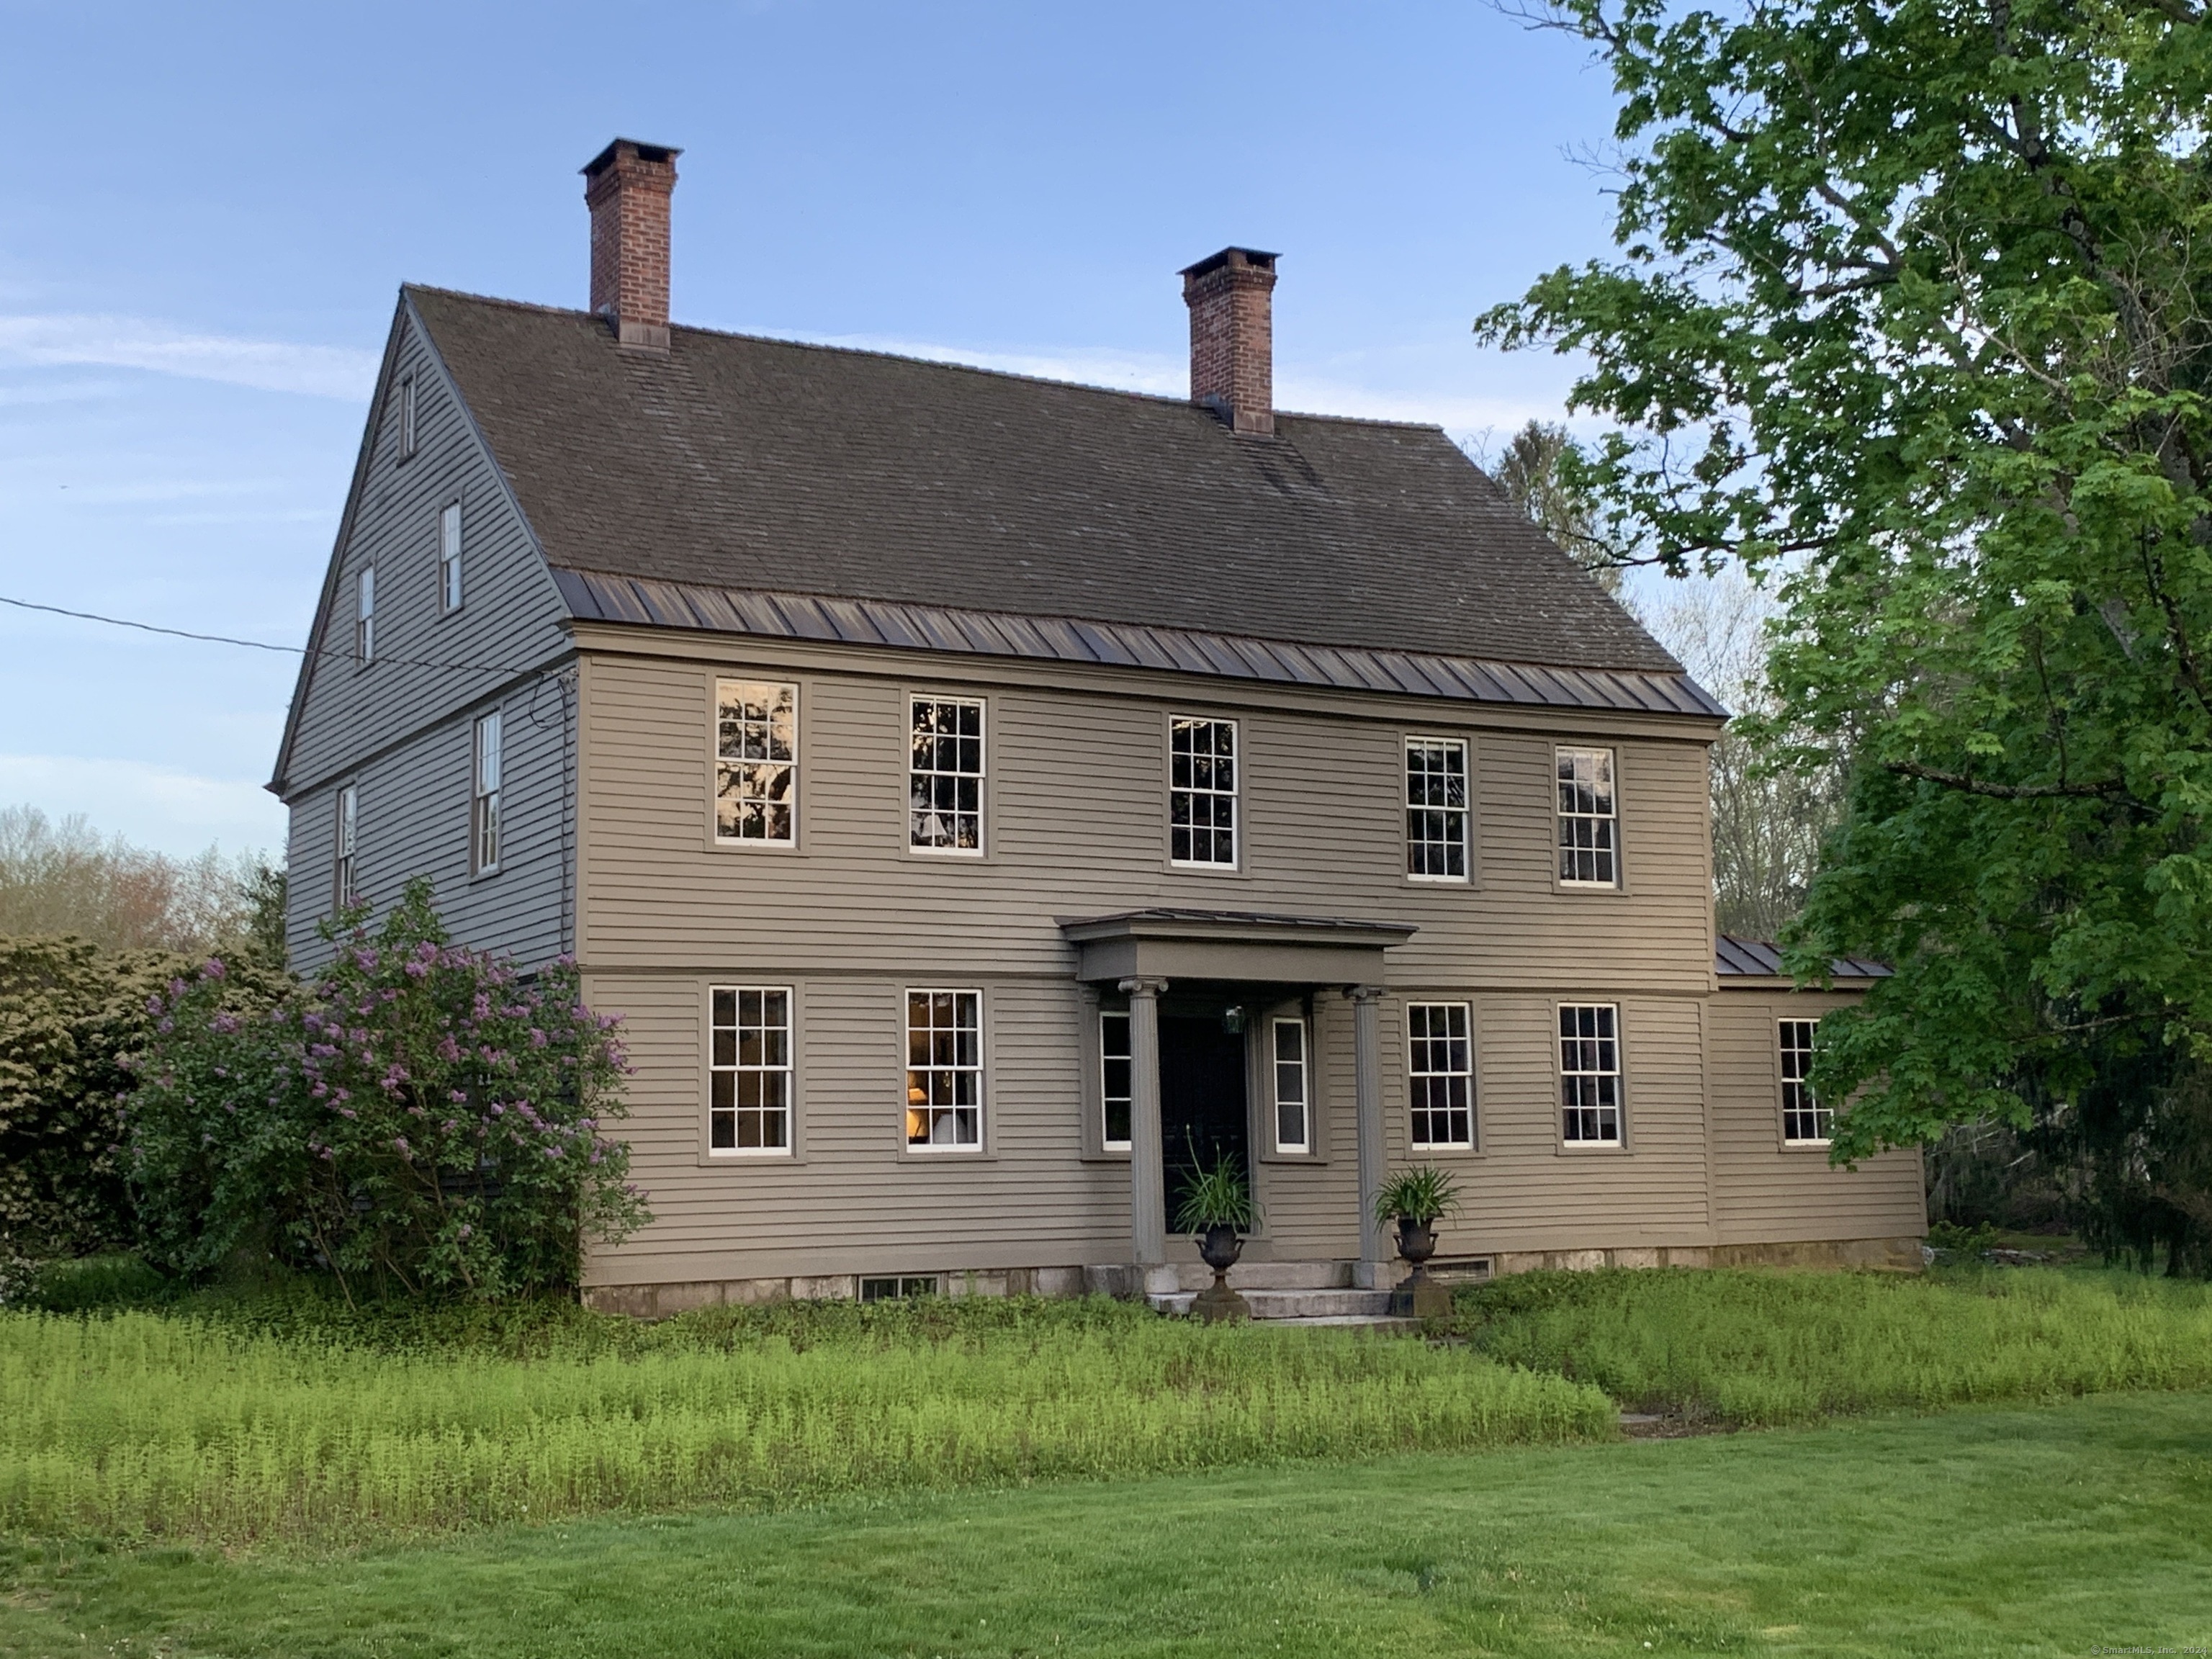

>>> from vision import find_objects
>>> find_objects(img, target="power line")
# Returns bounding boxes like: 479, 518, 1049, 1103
0, 593, 552, 678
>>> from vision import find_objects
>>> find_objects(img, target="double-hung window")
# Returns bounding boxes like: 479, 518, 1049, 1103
1557, 747, 1618, 885
906, 989, 982, 1149
1406, 737, 1469, 880
1100, 1010, 1132, 1151
439, 503, 464, 613
1779, 1019, 1830, 1143
335, 784, 359, 908
715, 680, 797, 845
1272, 1017, 1310, 1154
472, 710, 502, 875
355, 567, 376, 664
1169, 716, 1238, 866
1407, 1002, 1474, 1148
710, 986, 792, 1154
909, 696, 984, 853
1560, 1003, 1623, 1143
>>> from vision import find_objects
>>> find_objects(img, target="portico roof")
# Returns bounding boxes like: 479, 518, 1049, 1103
1056, 908, 1416, 986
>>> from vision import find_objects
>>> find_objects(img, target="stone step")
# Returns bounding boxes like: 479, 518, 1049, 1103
1149, 1287, 1395, 1320
1174, 1260, 1354, 1292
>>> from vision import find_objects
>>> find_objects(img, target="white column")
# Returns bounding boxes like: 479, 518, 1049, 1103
1120, 976, 1169, 1277
1351, 984, 1389, 1288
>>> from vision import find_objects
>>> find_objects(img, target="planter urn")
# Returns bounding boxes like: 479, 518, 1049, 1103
1190, 1223, 1251, 1323
1387, 1215, 1453, 1318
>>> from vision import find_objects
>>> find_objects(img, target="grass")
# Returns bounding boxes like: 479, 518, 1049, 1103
1453, 1264, 2212, 1424
2, 1390, 2207, 1656
0, 1293, 1611, 1546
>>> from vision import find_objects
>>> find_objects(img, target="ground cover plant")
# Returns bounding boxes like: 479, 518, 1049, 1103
0, 1292, 1611, 1547
1456, 1264, 2212, 1424
2, 1390, 2205, 1658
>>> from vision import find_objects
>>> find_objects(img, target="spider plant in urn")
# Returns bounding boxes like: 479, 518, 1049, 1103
1373, 1166, 1462, 1318
1172, 1154, 1258, 1323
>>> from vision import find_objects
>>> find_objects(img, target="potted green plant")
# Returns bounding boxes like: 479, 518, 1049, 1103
1372, 1166, 1462, 1318
1173, 1154, 1258, 1323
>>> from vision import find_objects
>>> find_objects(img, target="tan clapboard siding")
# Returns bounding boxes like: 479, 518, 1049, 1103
282, 305, 576, 972
1707, 990, 1925, 1242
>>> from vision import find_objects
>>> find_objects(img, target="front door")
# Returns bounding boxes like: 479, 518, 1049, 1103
1159, 1015, 1250, 1231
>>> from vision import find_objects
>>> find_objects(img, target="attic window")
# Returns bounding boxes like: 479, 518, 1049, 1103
355, 567, 376, 664
398, 375, 417, 460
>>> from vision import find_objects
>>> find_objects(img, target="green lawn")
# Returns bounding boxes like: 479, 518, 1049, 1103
3, 1390, 2207, 1658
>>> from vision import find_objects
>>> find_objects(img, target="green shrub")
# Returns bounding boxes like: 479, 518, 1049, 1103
19, 1254, 171, 1313
1455, 1266, 2212, 1424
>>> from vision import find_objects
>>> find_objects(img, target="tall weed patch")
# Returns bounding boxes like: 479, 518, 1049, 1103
1459, 1267, 2212, 1424
0, 1300, 1610, 1545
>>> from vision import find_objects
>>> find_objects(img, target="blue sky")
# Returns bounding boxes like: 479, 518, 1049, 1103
0, 0, 1631, 860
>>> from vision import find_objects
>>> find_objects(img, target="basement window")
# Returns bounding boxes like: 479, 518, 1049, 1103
859, 1276, 940, 1302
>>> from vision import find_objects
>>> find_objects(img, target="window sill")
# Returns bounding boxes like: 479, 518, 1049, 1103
697, 1151, 806, 1168
1556, 1141, 1629, 1154
1081, 1148, 1133, 1164
1258, 1149, 1330, 1166
705, 836, 804, 856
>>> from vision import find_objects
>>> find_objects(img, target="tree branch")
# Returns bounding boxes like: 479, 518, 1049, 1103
1885, 761, 2129, 799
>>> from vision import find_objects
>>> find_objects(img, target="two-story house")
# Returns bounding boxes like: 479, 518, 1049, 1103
270, 140, 1924, 1316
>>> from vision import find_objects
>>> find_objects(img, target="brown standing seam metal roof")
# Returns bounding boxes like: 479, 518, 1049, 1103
405, 286, 1723, 718
1714, 935, 1891, 980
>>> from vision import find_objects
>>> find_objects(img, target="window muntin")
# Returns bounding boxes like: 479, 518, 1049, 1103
860, 1275, 940, 1301
709, 986, 792, 1154
1556, 747, 1618, 886
909, 696, 984, 853
1406, 737, 1470, 881
1273, 1017, 1310, 1154
355, 567, 376, 663
439, 503, 463, 613
398, 374, 416, 459
1169, 716, 1238, 866
1100, 1010, 1132, 1151
1560, 1003, 1623, 1143
472, 711, 503, 875
335, 784, 359, 908
1408, 1002, 1474, 1148
714, 680, 797, 845
905, 989, 982, 1149
1779, 1019, 1830, 1143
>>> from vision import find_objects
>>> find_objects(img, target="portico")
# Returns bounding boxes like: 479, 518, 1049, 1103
1057, 909, 1417, 1293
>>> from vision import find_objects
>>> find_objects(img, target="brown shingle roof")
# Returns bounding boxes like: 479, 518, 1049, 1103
408, 286, 1696, 681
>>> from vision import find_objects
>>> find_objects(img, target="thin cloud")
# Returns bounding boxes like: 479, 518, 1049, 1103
0, 314, 378, 400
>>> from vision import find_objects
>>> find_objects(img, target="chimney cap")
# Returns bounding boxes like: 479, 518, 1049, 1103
1178, 247, 1280, 280
582, 138, 683, 178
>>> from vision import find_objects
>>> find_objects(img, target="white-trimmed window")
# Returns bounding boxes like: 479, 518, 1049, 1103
909, 696, 984, 853
398, 374, 417, 460
1272, 1017, 1310, 1154
1408, 1002, 1474, 1148
1406, 737, 1469, 881
1556, 747, 1618, 885
335, 784, 359, 908
906, 989, 982, 1149
1100, 1010, 1132, 1151
715, 680, 797, 845
1780, 1019, 1830, 1143
439, 502, 464, 613
355, 567, 376, 664
709, 986, 792, 1154
472, 711, 502, 875
1560, 1003, 1623, 1143
1170, 716, 1238, 866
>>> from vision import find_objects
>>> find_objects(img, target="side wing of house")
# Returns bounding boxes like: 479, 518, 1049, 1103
271, 295, 577, 973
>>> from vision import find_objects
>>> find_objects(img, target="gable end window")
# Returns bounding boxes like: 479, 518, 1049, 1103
1560, 1003, 1623, 1143
472, 710, 503, 876
1100, 1010, 1132, 1151
335, 784, 359, 909
1273, 1017, 1310, 1154
1407, 1002, 1474, 1148
1406, 737, 1469, 881
397, 374, 417, 460
714, 680, 797, 845
909, 696, 984, 853
355, 567, 376, 664
1556, 747, 1618, 886
1169, 716, 1238, 867
709, 987, 793, 1154
906, 989, 982, 1149
439, 503, 464, 613
1779, 1019, 1830, 1143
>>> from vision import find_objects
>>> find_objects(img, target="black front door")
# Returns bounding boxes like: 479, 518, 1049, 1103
1159, 1015, 1250, 1229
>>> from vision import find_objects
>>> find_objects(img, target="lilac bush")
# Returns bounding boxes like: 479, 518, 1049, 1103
129, 880, 645, 1298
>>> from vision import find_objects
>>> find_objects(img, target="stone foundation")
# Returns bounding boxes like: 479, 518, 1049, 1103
582, 1236, 1923, 1318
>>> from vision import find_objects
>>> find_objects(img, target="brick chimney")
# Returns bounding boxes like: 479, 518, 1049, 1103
583, 139, 681, 351
1180, 247, 1279, 436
